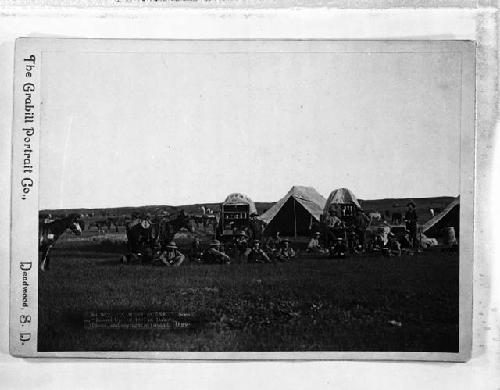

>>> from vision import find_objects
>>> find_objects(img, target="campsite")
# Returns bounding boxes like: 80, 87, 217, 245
38, 193, 460, 352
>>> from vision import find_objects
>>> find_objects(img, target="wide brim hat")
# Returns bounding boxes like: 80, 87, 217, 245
281, 238, 291, 243
210, 240, 221, 247
236, 230, 248, 237
252, 239, 261, 245
407, 201, 416, 207
314, 232, 321, 236
166, 241, 178, 249
336, 237, 343, 241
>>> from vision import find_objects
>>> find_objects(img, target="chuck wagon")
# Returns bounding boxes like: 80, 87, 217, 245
217, 193, 257, 242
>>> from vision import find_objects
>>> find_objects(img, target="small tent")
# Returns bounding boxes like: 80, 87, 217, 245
257, 186, 326, 236
421, 196, 460, 238
323, 188, 362, 217
223, 193, 257, 215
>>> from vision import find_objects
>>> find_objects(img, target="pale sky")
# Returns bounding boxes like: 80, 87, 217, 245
40, 45, 462, 209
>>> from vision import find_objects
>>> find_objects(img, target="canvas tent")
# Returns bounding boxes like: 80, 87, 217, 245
323, 188, 362, 217
223, 193, 257, 215
421, 196, 460, 238
258, 186, 326, 237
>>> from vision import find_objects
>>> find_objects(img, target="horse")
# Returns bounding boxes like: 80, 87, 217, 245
39, 213, 83, 271
123, 212, 195, 263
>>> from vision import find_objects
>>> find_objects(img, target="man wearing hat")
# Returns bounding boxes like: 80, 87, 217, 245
265, 231, 282, 254
189, 237, 203, 263
348, 230, 361, 254
246, 240, 272, 263
233, 230, 249, 254
156, 241, 185, 267
369, 234, 384, 254
404, 201, 418, 248
383, 232, 402, 257
274, 238, 296, 262
306, 232, 324, 253
330, 237, 347, 258
204, 239, 231, 264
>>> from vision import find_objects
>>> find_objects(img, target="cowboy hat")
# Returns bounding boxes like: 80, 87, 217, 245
165, 241, 178, 249
210, 239, 221, 247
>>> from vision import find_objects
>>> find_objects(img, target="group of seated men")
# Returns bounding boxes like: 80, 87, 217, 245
159, 230, 297, 266
307, 231, 349, 258
307, 229, 414, 258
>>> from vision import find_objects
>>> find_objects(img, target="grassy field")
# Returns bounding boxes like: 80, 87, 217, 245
38, 227, 459, 353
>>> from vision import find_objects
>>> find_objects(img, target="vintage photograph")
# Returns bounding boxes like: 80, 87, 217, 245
11, 39, 474, 359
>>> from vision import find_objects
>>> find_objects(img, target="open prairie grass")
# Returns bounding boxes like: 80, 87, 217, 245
39, 234, 458, 353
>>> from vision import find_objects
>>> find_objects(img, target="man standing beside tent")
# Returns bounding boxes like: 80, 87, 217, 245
404, 201, 418, 248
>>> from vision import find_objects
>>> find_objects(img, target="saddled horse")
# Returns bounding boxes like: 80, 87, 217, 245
124, 212, 196, 263
39, 213, 83, 271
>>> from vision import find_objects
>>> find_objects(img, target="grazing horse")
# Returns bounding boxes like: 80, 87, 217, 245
39, 214, 83, 271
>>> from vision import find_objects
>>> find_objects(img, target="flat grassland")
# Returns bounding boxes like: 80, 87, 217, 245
39, 230, 458, 352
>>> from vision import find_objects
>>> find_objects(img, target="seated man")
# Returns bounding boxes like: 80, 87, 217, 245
234, 230, 249, 254
246, 240, 273, 263
347, 230, 361, 254
274, 238, 296, 262
307, 232, 325, 253
370, 234, 385, 254
330, 237, 348, 258
325, 210, 341, 229
265, 231, 282, 253
155, 241, 185, 266
189, 237, 203, 263
383, 232, 402, 257
203, 240, 231, 264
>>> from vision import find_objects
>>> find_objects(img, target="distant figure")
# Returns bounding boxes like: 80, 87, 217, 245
155, 241, 185, 267
201, 205, 206, 215
429, 208, 435, 217
404, 201, 418, 248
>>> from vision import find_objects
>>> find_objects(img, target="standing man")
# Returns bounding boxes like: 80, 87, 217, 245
404, 201, 418, 248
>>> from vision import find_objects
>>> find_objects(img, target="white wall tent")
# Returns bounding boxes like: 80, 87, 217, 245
257, 186, 326, 237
